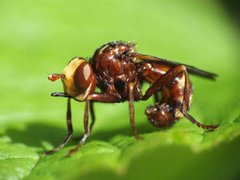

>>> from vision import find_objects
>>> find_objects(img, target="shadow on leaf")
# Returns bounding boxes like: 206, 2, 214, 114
4, 119, 165, 150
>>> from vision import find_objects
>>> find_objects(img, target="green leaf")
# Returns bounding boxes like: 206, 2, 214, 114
0, 0, 240, 179
0, 137, 39, 179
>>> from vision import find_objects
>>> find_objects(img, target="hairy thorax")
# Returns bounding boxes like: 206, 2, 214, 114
91, 41, 142, 99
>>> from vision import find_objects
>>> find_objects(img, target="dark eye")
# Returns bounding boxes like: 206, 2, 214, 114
74, 62, 93, 91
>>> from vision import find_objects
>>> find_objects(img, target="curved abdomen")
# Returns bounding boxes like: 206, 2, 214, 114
137, 62, 193, 127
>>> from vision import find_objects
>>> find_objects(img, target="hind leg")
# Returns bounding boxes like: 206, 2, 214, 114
180, 70, 219, 129
143, 65, 218, 129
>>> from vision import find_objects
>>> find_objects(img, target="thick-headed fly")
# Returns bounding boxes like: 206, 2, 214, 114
47, 41, 218, 155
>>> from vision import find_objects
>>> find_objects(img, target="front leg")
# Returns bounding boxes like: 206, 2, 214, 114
89, 101, 95, 131
67, 99, 90, 156
67, 93, 122, 156
45, 98, 73, 154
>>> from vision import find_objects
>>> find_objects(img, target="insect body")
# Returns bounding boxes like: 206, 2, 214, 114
47, 41, 218, 155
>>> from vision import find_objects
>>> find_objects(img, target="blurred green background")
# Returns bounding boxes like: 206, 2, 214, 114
0, 0, 240, 179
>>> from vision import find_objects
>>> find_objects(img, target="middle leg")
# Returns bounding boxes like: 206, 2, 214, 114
129, 82, 142, 140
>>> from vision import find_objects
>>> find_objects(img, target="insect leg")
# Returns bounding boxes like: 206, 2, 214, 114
142, 65, 218, 129
182, 113, 219, 130
45, 98, 73, 154
142, 65, 187, 100
154, 92, 160, 104
67, 99, 90, 156
129, 83, 142, 140
90, 101, 95, 131
66, 93, 126, 155
180, 70, 219, 130
88, 93, 122, 102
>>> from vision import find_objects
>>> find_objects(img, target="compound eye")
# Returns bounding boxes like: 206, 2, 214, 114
74, 62, 94, 91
